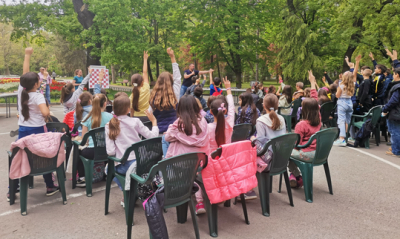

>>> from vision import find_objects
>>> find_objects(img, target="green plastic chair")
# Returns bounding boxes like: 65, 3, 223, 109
105, 137, 163, 225
278, 98, 302, 132
231, 123, 253, 142
8, 135, 68, 215
257, 133, 299, 217
126, 152, 208, 239
346, 106, 382, 148
281, 128, 338, 203
320, 102, 335, 127
72, 127, 108, 196
194, 146, 250, 238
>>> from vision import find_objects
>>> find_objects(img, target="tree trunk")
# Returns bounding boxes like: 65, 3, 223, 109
111, 65, 116, 84
72, 0, 101, 67
235, 71, 242, 89
342, 19, 363, 72
148, 58, 154, 82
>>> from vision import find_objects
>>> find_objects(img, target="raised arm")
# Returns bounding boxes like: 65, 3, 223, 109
138, 110, 159, 138
324, 72, 333, 85
199, 69, 211, 75
308, 70, 318, 101
223, 77, 235, 128
354, 55, 361, 80
387, 49, 400, 68
167, 47, 182, 100
209, 70, 214, 85
75, 67, 92, 95
369, 52, 377, 69
143, 51, 149, 84
201, 74, 207, 87
23, 47, 33, 74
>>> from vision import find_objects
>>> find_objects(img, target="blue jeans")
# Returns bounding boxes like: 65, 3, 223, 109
161, 135, 170, 157
387, 120, 400, 155
337, 98, 353, 138
45, 84, 51, 104
179, 85, 188, 99
114, 160, 136, 190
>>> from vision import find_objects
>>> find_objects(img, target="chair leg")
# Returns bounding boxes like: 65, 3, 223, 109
189, 199, 200, 239
297, 163, 314, 203
278, 174, 283, 193
176, 202, 188, 224
269, 176, 273, 193
83, 159, 94, 197
20, 176, 29, 216
105, 162, 115, 215
375, 128, 380, 146
199, 181, 218, 237
28, 176, 34, 189
256, 172, 270, 217
56, 164, 67, 205
283, 171, 294, 207
127, 181, 138, 238
224, 199, 231, 207
239, 194, 249, 225
72, 145, 78, 189
365, 138, 370, 149
323, 162, 333, 195
287, 118, 292, 133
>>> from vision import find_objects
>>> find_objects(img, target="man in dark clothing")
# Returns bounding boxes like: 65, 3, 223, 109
181, 64, 212, 98
356, 69, 373, 114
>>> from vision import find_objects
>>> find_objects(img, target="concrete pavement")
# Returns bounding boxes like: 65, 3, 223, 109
0, 105, 399, 239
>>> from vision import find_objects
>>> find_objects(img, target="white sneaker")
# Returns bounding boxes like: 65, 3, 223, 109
333, 139, 347, 147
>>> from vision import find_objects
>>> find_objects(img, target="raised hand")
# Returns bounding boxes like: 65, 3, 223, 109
223, 76, 231, 89
348, 62, 355, 68
355, 54, 362, 62
385, 49, 393, 60
203, 74, 207, 80
209, 68, 214, 73
322, 76, 326, 83
145, 110, 157, 125
25, 47, 33, 55
392, 50, 398, 61
369, 52, 374, 60
88, 67, 93, 74
345, 56, 349, 63
308, 70, 316, 84
143, 51, 149, 60
167, 47, 174, 58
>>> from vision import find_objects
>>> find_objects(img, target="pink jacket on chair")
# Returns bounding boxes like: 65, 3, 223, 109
202, 140, 258, 204
9, 132, 66, 179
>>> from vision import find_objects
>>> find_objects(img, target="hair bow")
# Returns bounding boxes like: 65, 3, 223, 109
113, 115, 118, 118
218, 103, 226, 112
77, 98, 81, 103
133, 83, 138, 87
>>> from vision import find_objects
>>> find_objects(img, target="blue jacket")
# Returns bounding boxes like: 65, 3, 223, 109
383, 81, 400, 121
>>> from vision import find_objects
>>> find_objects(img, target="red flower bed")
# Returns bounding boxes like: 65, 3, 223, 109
0, 78, 20, 84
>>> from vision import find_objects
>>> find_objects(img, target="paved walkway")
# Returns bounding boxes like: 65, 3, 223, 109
0, 105, 399, 238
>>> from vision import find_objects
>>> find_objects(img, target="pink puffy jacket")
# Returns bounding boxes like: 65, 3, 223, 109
202, 140, 258, 204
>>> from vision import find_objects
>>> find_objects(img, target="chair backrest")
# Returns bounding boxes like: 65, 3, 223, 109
19, 135, 68, 175
122, 137, 163, 176
71, 121, 82, 135
261, 133, 300, 174
312, 128, 338, 165
142, 121, 153, 131
368, 106, 382, 127
85, 127, 108, 161
153, 153, 207, 207
46, 122, 71, 147
320, 102, 335, 124
231, 123, 253, 142
290, 99, 302, 117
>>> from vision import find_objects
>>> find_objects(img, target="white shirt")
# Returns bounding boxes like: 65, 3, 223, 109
105, 115, 159, 163
18, 85, 46, 127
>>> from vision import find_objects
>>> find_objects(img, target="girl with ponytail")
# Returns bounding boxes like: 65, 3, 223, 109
76, 94, 113, 186
73, 92, 93, 135
9, 47, 58, 200
61, 67, 92, 114
194, 77, 234, 214
105, 95, 158, 201
129, 51, 150, 122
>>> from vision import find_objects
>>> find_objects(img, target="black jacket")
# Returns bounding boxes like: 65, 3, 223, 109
384, 82, 400, 122
357, 77, 373, 109
145, 186, 168, 239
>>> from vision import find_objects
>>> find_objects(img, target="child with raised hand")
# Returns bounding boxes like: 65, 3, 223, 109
236, 92, 260, 128
8, 47, 59, 201
289, 70, 321, 188
130, 51, 150, 122
162, 94, 209, 158
105, 95, 159, 204
194, 77, 234, 213
60, 67, 92, 114
76, 94, 114, 187
149, 47, 181, 134
187, 74, 207, 95
333, 56, 358, 146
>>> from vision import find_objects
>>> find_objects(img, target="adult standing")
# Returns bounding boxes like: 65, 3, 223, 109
181, 63, 212, 98
73, 69, 83, 90
39, 67, 52, 104
51, 71, 57, 81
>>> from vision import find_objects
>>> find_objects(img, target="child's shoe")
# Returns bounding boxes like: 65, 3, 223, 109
289, 173, 298, 188
333, 139, 346, 147
244, 190, 257, 200
46, 186, 60, 196
76, 178, 86, 188
195, 202, 206, 215
121, 198, 125, 208
296, 176, 303, 188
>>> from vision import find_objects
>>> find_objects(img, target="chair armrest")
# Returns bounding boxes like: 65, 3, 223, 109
72, 133, 89, 147
130, 173, 147, 184
352, 114, 369, 119
296, 134, 316, 149
108, 156, 123, 163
